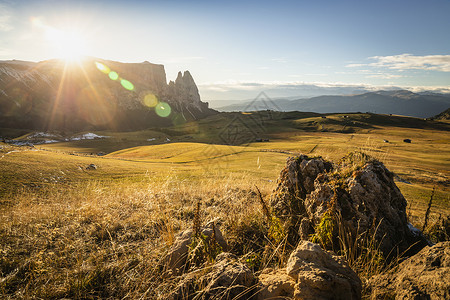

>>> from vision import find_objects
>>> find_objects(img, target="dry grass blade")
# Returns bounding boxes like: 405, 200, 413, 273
255, 185, 272, 224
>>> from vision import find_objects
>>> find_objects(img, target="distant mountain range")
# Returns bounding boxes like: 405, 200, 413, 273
0, 58, 216, 131
215, 90, 450, 118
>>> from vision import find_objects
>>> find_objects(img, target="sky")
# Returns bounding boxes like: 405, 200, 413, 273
1, 0, 450, 100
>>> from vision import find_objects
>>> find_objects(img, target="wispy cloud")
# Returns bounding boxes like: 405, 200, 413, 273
198, 80, 450, 97
0, 3, 13, 32
347, 54, 450, 72
159, 56, 205, 64
199, 80, 385, 92
271, 57, 287, 63
366, 73, 404, 79
371, 54, 450, 72
346, 63, 365, 68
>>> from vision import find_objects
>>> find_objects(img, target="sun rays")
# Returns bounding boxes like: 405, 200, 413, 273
22, 16, 174, 131
31, 17, 88, 63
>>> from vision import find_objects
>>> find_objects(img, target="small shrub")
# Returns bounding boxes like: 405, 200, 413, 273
311, 211, 335, 249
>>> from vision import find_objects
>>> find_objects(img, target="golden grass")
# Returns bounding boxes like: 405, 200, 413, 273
1, 112, 449, 298
0, 176, 273, 298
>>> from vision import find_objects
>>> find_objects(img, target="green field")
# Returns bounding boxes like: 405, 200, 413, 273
1, 112, 449, 298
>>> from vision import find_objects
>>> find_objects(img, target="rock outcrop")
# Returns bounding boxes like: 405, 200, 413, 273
0, 58, 216, 131
257, 241, 361, 300
166, 71, 210, 119
269, 155, 333, 244
270, 153, 428, 258
369, 241, 450, 299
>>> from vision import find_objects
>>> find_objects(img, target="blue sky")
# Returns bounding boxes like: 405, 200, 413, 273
1, 0, 449, 99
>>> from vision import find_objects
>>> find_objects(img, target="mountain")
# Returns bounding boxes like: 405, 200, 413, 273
431, 108, 450, 120
199, 82, 406, 101
0, 58, 216, 131
216, 90, 450, 118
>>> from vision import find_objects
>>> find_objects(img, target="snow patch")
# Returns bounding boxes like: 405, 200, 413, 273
28, 132, 60, 139
71, 133, 110, 140
43, 140, 60, 144
147, 138, 156, 141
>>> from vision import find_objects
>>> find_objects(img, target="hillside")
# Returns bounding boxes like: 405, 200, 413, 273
217, 90, 450, 118
0, 58, 216, 131
431, 107, 450, 120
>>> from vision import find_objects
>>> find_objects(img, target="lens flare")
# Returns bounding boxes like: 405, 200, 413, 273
109, 71, 119, 81
95, 62, 110, 74
94, 62, 135, 92
121, 79, 134, 91
155, 102, 171, 117
143, 93, 158, 107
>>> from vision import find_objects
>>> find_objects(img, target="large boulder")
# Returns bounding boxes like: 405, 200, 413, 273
287, 241, 361, 300
369, 241, 450, 299
269, 155, 333, 244
256, 241, 361, 300
270, 153, 428, 257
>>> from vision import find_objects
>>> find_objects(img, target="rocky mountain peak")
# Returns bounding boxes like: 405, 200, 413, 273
0, 58, 216, 131
166, 70, 208, 119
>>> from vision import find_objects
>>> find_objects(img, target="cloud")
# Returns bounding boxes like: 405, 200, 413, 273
366, 73, 404, 79
271, 57, 287, 63
198, 80, 450, 100
159, 56, 205, 64
348, 54, 450, 72
346, 63, 365, 68
198, 80, 388, 93
370, 54, 450, 72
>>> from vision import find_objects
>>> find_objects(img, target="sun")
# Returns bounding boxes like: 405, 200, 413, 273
45, 28, 87, 62
32, 17, 88, 62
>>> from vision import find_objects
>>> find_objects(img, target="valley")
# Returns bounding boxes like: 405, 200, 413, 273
2, 111, 449, 223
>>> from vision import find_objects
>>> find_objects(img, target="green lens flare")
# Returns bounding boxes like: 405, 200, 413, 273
95, 62, 110, 74
155, 102, 171, 117
121, 79, 134, 90
109, 71, 119, 80
143, 94, 158, 107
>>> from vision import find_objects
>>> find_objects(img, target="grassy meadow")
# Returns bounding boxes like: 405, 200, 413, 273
1, 112, 449, 298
